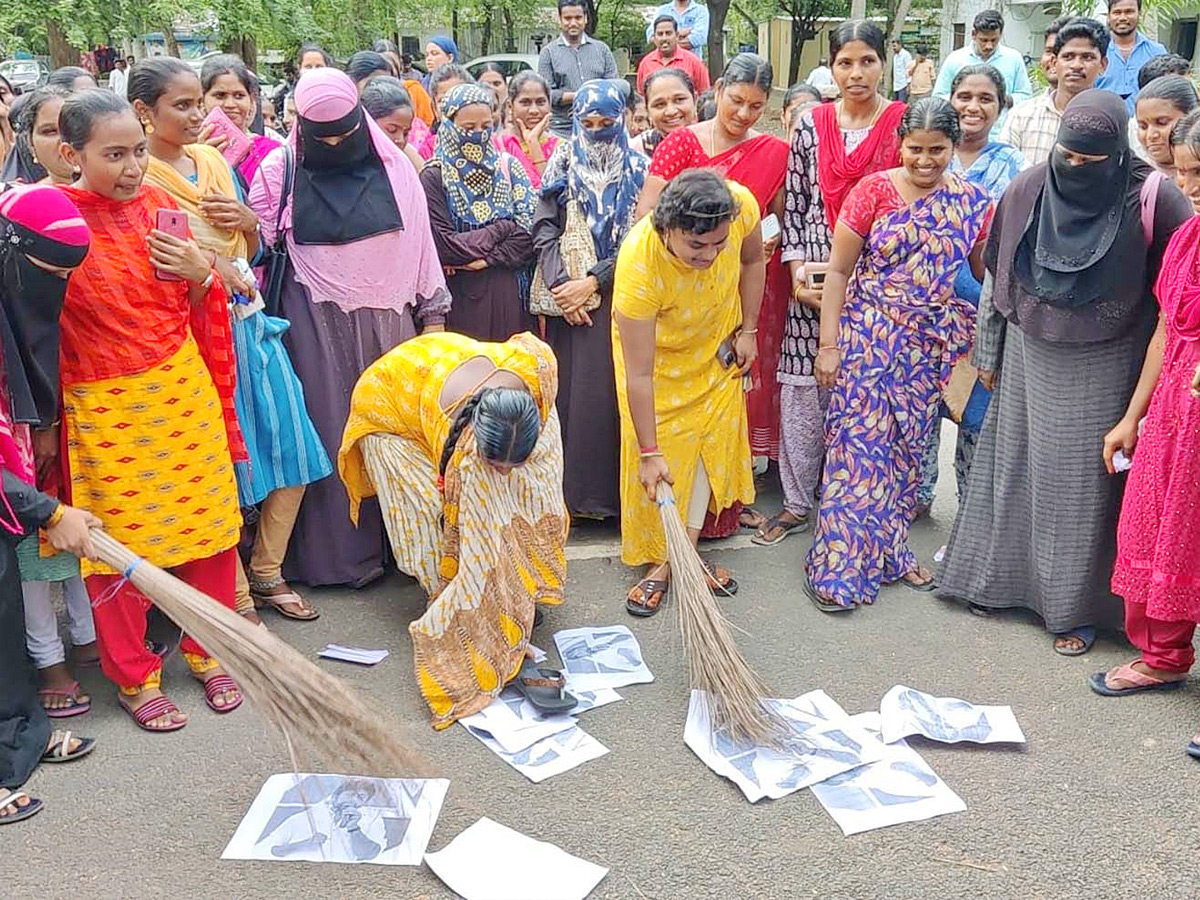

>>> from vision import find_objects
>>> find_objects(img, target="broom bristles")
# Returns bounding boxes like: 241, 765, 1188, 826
89, 529, 433, 778
656, 486, 790, 747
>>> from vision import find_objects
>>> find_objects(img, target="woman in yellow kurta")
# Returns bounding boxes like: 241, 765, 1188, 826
339, 331, 569, 729
614, 171, 765, 616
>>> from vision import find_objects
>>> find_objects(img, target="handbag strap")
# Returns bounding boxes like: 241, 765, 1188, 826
274, 145, 294, 249
1141, 169, 1163, 248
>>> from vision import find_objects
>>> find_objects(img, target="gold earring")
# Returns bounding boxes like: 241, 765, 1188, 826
142, 120, 154, 135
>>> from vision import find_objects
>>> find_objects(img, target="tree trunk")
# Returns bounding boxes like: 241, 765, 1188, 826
502, 7, 517, 52
850, 0, 867, 19
708, 0, 729, 79
162, 23, 181, 58
888, 0, 914, 44
223, 35, 258, 71
789, 20, 808, 86
46, 20, 79, 69
481, 0, 493, 56
452, 9, 459, 46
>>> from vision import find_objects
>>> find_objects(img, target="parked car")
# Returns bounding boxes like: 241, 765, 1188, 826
0, 58, 49, 92
464, 54, 538, 81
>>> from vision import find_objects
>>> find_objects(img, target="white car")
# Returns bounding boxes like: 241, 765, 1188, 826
465, 54, 538, 81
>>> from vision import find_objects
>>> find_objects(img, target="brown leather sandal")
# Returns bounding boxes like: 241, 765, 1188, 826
626, 578, 669, 617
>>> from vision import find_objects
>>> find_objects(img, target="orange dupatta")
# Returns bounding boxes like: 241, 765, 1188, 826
57, 183, 247, 462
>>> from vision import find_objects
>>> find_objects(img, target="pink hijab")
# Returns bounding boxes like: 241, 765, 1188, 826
247, 68, 447, 315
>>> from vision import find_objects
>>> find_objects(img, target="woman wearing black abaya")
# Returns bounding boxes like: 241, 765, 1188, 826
0, 184, 99, 824
938, 91, 1193, 657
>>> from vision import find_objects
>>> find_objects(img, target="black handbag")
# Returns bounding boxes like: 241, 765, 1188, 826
260, 145, 294, 318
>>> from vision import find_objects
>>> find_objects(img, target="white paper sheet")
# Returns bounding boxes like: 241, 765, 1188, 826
528, 643, 548, 663
684, 690, 885, 802
459, 688, 577, 754
318, 645, 389, 665
879, 685, 1026, 745
810, 712, 967, 835
552, 625, 654, 692
469, 724, 610, 783
221, 774, 448, 865
564, 684, 622, 714
425, 817, 608, 900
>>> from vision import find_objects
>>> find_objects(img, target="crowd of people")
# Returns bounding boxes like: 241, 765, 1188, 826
3, 1, 1200, 825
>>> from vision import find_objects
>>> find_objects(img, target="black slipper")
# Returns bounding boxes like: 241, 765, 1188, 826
804, 572, 853, 614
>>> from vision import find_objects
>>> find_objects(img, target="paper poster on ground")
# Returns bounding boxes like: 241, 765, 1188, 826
810, 712, 967, 835
425, 816, 609, 900
552, 625, 654, 692
879, 685, 1026, 745
221, 774, 448, 865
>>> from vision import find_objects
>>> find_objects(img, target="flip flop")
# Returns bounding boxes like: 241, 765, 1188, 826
700, 561, 738, 597
1055, 626, 1097, 657
513, 660, 577, 712
751, 513, 811, 546
252, 588, 320, 621
804, 571, 853, 614
120, 694, 187, 733
41, 730, 97, 764
0, 791, 43, 825
738, 507, 768, 531
1187, 741, 1200, 760
38, 682, 91, 718
196, 673, 243, 714
900, 570, 938, 593
75, 639, 170, 668
626, 578, 669, 617
1088, 661, 1186, 696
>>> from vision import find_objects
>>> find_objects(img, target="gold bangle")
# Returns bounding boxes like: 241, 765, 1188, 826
639, 451, 665, 460
817, 346, 840, 355
44, 504, 65, 529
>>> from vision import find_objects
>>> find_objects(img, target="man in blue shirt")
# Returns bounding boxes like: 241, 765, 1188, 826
933, 9, 1033, 137
645, 0, 710, 61
1096, 0, 1165, 114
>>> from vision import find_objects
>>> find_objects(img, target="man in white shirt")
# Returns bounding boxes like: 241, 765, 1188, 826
891, 39, 913, 102
109, 57, 128, 97
806, 58, 836, 99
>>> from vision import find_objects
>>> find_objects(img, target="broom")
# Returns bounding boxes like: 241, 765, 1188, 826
655, 485, 790, 747
88, 528, 433, 778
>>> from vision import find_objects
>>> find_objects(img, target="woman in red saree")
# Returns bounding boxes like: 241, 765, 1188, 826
56, 89, 246, 733
1089, 117, 1200, 758
637, 52, 789, 538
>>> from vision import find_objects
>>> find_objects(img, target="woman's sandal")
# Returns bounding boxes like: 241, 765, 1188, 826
120, 694, 187, 733
900, 567, 938, 594
194, 672, 243, 714
75, 639, 170, 668
803, 571, 854, 614
0, 790, 42, 825
700, 561, 738, 597
1054, 626, 1096, 657
626, 578, 669, 617
41, 730, 96, 764
513, 660, 577, 712
751, 512, 811, 547
738, 507, 768, 531
1187, 737, 1200, 760
1088, 660, 1186, 696
251, 586, 320, 621
38, 681, 91, 719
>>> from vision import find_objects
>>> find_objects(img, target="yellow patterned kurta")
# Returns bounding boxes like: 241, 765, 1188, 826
612, 180, 758, 566
63, 334, 242, 576
339, 331, 569, 729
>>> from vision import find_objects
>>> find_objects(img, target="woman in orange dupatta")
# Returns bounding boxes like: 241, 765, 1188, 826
636, 53, 789, 538
56, 90, 247, 733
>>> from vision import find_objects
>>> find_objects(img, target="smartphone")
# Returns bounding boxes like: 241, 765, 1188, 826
202, 105, 254, 166
761, 213, 780, 243
716, 326, 740, 368
154, 209, 189, 282
806, 261, 829, 291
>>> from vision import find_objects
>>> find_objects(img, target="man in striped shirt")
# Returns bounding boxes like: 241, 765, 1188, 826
538, 0, 619, 136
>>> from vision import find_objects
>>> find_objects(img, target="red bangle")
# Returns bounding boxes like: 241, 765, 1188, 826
639, 444, 659, 455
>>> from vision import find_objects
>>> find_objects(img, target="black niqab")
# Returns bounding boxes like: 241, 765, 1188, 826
291, 105, 404, 246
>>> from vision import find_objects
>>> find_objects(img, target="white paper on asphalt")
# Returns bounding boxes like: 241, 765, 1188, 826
684, 690, 885, 802
552, 625, 654, 692
459, 688, 577, 754
469, 724, 610, 783
221, 773, 448, 865
426, 817, 609, 900
564, 683, 622, 714
317, 644, 389, 665
810, 712, 967, 835
879, 685, 1026, 745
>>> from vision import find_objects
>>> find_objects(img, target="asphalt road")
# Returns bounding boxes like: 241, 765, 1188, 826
7, 431, 1200, 899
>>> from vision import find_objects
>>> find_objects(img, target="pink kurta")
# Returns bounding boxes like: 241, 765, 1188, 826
1112, 215, 1200, 622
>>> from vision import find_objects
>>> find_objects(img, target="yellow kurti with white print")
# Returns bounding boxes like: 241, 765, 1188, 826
612, 180, 758, 566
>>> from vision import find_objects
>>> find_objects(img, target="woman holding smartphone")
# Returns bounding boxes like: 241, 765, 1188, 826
56, 89, 246, 732
135, 58, 332, 625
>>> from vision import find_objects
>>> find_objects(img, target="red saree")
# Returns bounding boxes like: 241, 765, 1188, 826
651, 128, 789, 536
812, 100, 906, 231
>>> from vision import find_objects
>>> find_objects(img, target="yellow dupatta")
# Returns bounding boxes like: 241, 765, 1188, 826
143, 144, 247, 260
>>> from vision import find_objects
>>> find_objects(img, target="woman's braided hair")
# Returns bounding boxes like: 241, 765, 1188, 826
439, 390, 490, 478
438, 386, 542, 478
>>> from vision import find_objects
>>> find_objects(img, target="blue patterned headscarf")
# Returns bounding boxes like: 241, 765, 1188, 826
435, 83, 534, 231
541, 79, 648, 258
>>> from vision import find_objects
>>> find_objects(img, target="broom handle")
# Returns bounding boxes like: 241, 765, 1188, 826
88, 527, 143, 576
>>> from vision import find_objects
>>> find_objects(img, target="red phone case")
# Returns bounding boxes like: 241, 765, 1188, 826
155, 209, 188, 281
